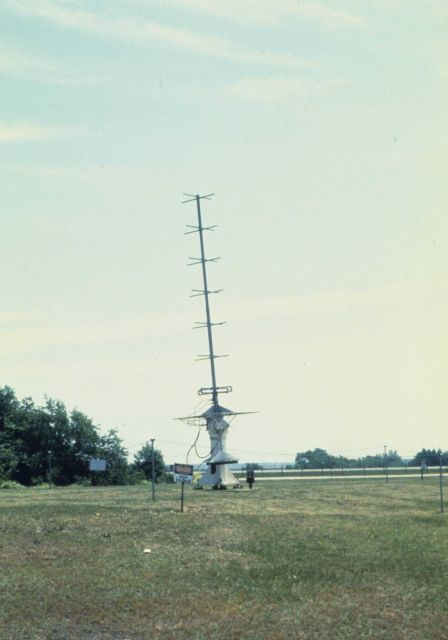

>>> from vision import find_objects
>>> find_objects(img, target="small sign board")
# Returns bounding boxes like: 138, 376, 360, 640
89, 458, 107, 472
174, 463, 193, 484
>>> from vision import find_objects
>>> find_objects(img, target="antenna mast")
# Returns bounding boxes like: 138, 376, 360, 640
181, 193, 239, 489
183, 193, 232, 407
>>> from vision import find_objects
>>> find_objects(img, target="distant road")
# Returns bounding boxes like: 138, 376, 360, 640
254, 473, 433, 481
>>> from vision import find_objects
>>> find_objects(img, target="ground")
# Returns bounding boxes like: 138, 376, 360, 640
1, 478, 447, 639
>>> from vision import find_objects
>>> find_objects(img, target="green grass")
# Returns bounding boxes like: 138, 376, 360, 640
1, 478, 448, 639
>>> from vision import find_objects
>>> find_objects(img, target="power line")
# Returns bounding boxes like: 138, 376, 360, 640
126, 437, 423, 460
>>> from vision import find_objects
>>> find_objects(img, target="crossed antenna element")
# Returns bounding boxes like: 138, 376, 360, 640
178, 193, 254, 425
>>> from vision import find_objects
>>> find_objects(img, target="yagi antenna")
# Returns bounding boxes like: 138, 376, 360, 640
183, 194, 230, 405
179, 193, 245, 489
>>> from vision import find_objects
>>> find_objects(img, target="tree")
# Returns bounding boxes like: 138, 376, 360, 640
295, 447, 404, 469
133, 442, 165, 481
0, 386, 20, 432
356, 450, 403, 468
411, 448, 448, 467
0, 442, 18, 479
0, 386, 132, 485
384, 450, 402, 466
97, 429, 129, 485
295, 448, 345, 469
0, 387, 21, 479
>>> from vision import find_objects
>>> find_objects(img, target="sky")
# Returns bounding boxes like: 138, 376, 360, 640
0, 0, 447, 465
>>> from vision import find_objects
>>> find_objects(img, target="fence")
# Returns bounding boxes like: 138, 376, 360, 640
232, 465, 446, 480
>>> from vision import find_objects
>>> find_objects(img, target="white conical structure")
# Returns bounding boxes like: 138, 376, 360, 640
200, 405, 239, 487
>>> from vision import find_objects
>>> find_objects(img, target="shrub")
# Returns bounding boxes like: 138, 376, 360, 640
73, 477, 92, 487
0, 480, 25, 490
127, 470, 147, 485
30, 476, 44, 486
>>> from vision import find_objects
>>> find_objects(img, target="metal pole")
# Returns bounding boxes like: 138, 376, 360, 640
181, 481, 185, 513
195, 195, 218, 408
440, 457, 444, 513
150, 438, 155, 501
48, 450, 52, 488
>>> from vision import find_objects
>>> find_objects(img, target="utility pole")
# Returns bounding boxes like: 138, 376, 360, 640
48, 419, 54, 489
150, 438, 156, 501
48, 450, 53, 489
439, 455, 444, 514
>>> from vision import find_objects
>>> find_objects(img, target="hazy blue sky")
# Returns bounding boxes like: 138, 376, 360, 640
1, 0, 447, 464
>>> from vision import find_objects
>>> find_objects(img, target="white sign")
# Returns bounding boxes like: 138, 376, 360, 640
89, 458, 107, 472
175, 473, 193, 484
174, 463, 193, 484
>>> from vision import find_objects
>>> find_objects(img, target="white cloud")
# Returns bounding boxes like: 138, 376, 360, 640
0, 45, 53, 78
0, 121, 68, 143
0, 163, 156, 185
286, 1, 366, 28
226, 279, 438, 323
0, 164, 104, 179
0, 43, 100, 85
3, 0, 308, 68
171, 0, 366, 28
0, 311, 37, 325
0, 309, 192, 357
3, 281, 437, 360
224, 77, 348, 103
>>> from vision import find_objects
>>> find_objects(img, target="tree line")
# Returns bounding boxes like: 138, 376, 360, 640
0, 387, 164, 486
294, 448, 448, 469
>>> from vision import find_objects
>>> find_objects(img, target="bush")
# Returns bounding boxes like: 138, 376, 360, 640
69, 477, 92, 487
127, 470, 147, 485
73, 476, 92, 487
0, 480, 25, 490
30, 476, 44, 486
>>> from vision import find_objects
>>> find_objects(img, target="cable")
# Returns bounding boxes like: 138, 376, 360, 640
186, 424, 209, 464
194, 438, 209, 459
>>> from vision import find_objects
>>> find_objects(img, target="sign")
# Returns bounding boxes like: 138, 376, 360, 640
89, 458, 107, 472
174, 463, 193, 484
174, 463, 193, 513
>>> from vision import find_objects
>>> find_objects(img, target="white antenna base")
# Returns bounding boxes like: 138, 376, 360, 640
199, 463, 240, 489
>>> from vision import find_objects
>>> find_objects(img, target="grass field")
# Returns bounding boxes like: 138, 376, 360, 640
1, 478, 448, 640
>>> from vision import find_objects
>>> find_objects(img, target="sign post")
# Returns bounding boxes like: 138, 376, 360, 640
420, 462, 427, 481
150, 438, 156, 501
174, 463, 193, 512
181, 481, 185, 513
440, 457, 444, 514
48, 450, 53, 488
